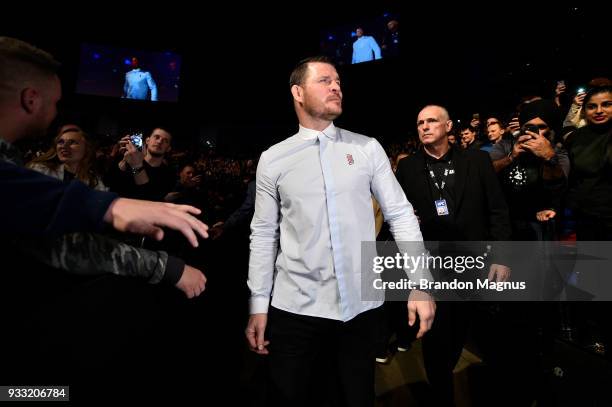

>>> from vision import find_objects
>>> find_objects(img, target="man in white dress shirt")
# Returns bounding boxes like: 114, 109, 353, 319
123, 57, 158, 101
245, 56, 435, 406
352, 27, 382, 64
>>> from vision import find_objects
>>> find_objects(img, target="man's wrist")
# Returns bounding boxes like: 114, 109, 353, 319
544, 152, 559, 165
249, 296, 271, 314
102, 198, 119, 223
410, 288, 435, 300
129, 164, 144, 176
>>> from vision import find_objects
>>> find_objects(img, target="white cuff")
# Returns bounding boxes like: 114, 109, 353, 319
249, 295, 270, 314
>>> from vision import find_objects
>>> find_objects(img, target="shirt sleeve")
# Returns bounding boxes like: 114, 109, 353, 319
370, 37, 382, 60
146, 72, 158, 101
489, 140, 510, 161
247, 152, 280, 314
368, 140, 432, 284
368, 139, 422, 242
15, 232, 182, 285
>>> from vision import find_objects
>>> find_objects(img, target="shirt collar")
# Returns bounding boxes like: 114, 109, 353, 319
424, 145, 453, 164
298, 122, 337, 141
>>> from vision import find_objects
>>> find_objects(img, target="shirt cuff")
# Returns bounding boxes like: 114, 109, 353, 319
249, 296, 271, 314
162, 255, 185, 285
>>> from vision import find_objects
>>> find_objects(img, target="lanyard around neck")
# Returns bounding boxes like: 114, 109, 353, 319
426, 160, 452, 192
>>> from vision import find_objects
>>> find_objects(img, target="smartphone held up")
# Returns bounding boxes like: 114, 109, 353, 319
130, 133, 143, 151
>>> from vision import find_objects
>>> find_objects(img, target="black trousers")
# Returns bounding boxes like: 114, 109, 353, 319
423, 302, 544, 407
376, 300, 415, 355
266, 306, 381, 407
421, 302, 471, 407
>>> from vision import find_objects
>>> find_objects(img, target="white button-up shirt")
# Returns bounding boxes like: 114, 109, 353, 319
352, 36, 382, 64
248, 123, 424, 321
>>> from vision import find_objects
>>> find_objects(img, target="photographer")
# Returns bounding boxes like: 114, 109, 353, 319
106, 127, 177, 202
489, 99, 569, 240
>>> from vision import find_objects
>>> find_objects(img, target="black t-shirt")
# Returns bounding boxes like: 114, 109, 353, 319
105, 159, 176, 202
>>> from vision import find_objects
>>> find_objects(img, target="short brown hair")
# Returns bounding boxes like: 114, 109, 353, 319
289, 56, 335, 89
0, 37, 60, 96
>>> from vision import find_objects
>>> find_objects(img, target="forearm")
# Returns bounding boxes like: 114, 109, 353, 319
563, 104, 582, 128
224, 200, 254, 230
492, 155, 513, 173
370, 143, 430, 282
18, 233, 184, 284
1, 162, 116, 235
543, 148, 570, 182
247, 236, 278, 314
248, 153, 280, 313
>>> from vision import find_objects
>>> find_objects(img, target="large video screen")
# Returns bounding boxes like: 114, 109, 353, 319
320, 14, 401, 66
76, 43, 181, 102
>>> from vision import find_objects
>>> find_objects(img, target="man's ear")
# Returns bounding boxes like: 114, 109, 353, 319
20, 88, 40, 114
290, 84, 303, 104
446, 120, 453, 133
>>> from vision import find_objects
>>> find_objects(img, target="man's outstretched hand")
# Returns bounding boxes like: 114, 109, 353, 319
104, 198, 209, 247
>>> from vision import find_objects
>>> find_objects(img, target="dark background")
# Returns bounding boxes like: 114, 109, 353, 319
76, 43, 182, 101
1, 4, 611, 403
3, 4, 609, 156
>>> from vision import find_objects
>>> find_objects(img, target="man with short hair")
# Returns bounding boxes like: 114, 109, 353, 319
486, 117, 507, 145
123, 56, 158, 101
352, 27, 382, 64
109, 127, 177, 202
0, 35, 207, 295
0, 36, 209, 395
381, 19, 400, 58
459, 123, 480, 150
246, 56, 434, 406
396, 105, 511, 407
0, 36, 209, 245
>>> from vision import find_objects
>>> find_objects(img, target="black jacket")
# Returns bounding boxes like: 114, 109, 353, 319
1, 139, 117, 236
396, 146, 511, 242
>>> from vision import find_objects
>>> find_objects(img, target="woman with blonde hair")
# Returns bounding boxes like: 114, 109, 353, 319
28, 125, 107, 191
